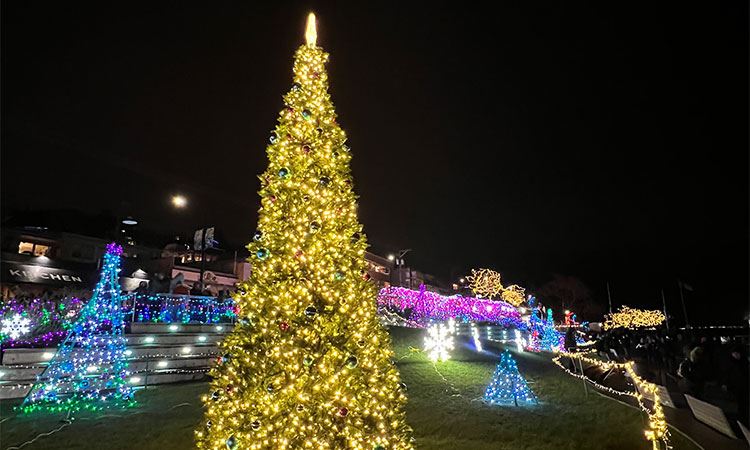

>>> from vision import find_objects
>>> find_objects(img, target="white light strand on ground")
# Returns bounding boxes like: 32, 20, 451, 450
552, 351, 669, 449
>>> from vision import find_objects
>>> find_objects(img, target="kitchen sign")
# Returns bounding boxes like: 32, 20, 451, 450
2, 261, 90, 285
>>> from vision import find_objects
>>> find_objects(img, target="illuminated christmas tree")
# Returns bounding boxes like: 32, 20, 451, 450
21, 243, 134, 413
539, 320, 562, 352
196, 13, 412, 450
484, 350, 537, 406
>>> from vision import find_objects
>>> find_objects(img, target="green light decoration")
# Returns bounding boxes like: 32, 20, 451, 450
20, 243, 136, 413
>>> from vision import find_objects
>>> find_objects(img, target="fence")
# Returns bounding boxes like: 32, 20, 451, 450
123, 293, 236, 324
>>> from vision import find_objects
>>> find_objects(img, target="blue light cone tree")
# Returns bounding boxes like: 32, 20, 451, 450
21, 243, 135, 413
484, 350, 537, 406
539, 320, 562, 352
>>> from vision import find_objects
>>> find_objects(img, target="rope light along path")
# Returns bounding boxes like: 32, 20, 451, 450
552, 351, 669, 450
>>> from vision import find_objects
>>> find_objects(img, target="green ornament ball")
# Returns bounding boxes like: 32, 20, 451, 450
256, 248, 269, 260
304, 306, 318, 317
278, 167, 290, 179
226, 435, 237, 450
309, 221, 320, 233
346, 356, 358, 369
303, 356, 314, 366
302, 109, 312, 120
334, 271, 345, 281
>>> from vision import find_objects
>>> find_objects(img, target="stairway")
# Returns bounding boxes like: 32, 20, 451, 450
0, 323, 232, 399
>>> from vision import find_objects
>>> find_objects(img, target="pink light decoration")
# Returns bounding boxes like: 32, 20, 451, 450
106, 242, 123, 256
378, 285, 521, 326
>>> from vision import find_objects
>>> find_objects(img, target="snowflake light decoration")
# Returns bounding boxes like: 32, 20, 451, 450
2, 314, 32, 340
424, 323, 454, 362
467, 268, 504, 299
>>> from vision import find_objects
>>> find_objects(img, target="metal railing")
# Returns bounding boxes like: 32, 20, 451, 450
122, 293, 235, 324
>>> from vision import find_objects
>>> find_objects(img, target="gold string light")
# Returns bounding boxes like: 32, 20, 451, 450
467, 269, 504, 299
603, 306, 666, 330
467, 269, 527, 307
500, 284, 526, 307
553, 351, 669, 449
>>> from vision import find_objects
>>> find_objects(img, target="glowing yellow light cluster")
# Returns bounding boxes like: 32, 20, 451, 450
500, 284, 526, 307
467, 269, 526, 307
467, 269, 504, 299
195, 13, 412, 450
553, 351, 669, 449
603, 306, 666, 330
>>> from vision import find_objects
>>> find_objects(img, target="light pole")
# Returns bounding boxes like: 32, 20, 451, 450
395, 249, 411, 289
171, 195, 210, 293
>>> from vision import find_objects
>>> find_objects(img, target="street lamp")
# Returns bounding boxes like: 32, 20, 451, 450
170, 194, 209, 293
121, 216, 138, 226
113, 215, 138, 243
172, 195, 187, 209
387, 254, 395, 262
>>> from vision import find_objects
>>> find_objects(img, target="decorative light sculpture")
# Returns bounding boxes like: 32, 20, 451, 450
195, 13, 412, 449
484, 350, 537, 406
21, 243, 135, 413
378, 285, 521, 327
603, 306, 666, 330
424, 324, 454, 362
501, 284, 526, 307
467, 268, 504, 299
1, 314, 32, 340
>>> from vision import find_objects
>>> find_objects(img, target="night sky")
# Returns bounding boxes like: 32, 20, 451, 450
2, 2, 748, 324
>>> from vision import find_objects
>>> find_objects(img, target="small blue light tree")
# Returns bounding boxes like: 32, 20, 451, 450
22, 243, 135, 413
539, 320, 562, 352
484, 350, 537, 406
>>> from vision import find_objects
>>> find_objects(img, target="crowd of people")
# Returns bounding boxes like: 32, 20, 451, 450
590, 326, 748, 427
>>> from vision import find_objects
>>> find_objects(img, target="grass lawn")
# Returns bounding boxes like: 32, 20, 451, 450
0, 327, 698, 449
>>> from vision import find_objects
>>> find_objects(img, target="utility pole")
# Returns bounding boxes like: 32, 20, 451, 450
606, 282, 613, 315
199, 226, 207, 292
678, 280, 690, 329
396, 249, 411, 289
661, 289, 669, 332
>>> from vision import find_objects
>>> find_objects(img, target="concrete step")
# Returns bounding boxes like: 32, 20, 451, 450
0, 355, 217, 382
0, 371, 212, 400
2, 343, 220, 365
126, 333, 224, 346
129, 323, 233, 334
0, 322, 232, 399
